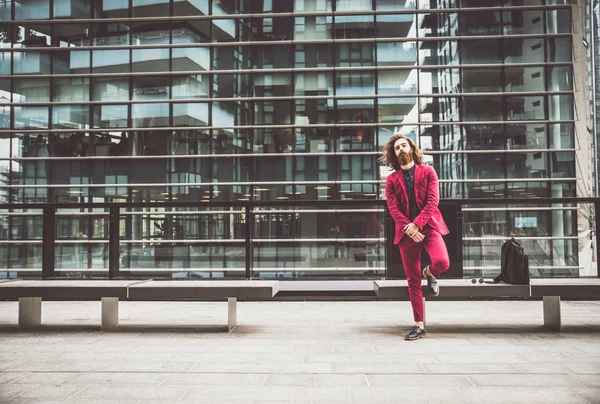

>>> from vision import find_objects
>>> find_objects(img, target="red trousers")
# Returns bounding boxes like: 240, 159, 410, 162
397, 226, 450, 322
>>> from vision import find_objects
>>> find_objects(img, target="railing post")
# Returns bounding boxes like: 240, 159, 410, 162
245, 204, 253, 279
42, 207, 55, 279
108, 206, 120, 279
596, 199, 600, 278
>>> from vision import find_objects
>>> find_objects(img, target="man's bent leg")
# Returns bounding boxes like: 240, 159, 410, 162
398, 237, 424, 322
423, 228, 450, 278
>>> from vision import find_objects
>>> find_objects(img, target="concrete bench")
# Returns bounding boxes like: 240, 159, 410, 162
374, 279, 529, 326
0, 280, 280, 332
530, 279, 600, 331
374, 279, 600, 331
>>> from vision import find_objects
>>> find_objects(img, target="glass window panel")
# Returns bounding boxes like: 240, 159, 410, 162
55, 49, 89, 74
172, 46, 211, 72
334, 14, 375, 39
548, 95, 573, 120
16, 2, 49, 20
14, 106, 48, 129
13, 78, 49, 103
130, 158, 167, 183
336, 42, 375, 67
463, 96, 502, 121
0, 104, 9, 128
460, 11, 501, 35
254, 16, 294, 40
296, 156, 335, 182
420, 96, 460, 123
132, 48, 170, 72
294, 43, 333, 68
173, 0, 209, 15
464, 182, 505, 199
133, 76, 169, 101
131, 0, 170, 17
339, 155, 377, 181
507, 152, 548, 178
253, 128, 292, 154
93, 104, 128, 128
295, 127, 333, 153
174, 102, 209, 127
50, 159, 90, 184
507, 95, 545, 120
293, 0, 332, 12
293, 15, 332, 40
92, 77, 129, 102
254, 72, 292, 97
336, 98, 374, 124
506, 123, 548, 149
0, 1, 11, 20
14, 51, 51, 74
211, 129, 251, 154
376, 0, 416, 9
547, 9, 571, 34
254, 156, 293, 182
464, 124, 505, 150
418, 12, 458, 37
462, 39, 502, 64
547, 37, 572, 63
131, 103, 169, 127
379, 97, 417, 123
172, 75, 209, 99
550, 151, 575, 178
503, 9, 544, 35
252, 44, 293, 69
54, 22, 90, 46
548, 123, 574, 149
294, 72, 333, 96
336, 72, 375, 95
336, 125, 375, 152
377, 42, 417, 67
335, 182, 379, 201
466, 154, 506, 180
295, 99, 334, 126
212, 18, 251, 42
0, 52, 11, 75
215, 100, 251, 126
376, 14, 415, 38
419, 68, 459, 95
211, 73, 244, 98
254, 101, 292, 125
52, 105, 89, 129
419, 40, 458, 65
504, 66, 545, 92
92, 21, 130, 46
53, 78, 90, 102
504, 37, 545, 64
92, 49, 129, 73
547, 66, 572, 92
462, 68, 502, 93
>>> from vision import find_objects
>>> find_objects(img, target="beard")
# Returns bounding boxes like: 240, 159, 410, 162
397, 151, 414, 166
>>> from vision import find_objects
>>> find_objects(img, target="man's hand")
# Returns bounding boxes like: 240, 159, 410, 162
410, 231, 425, 243
403, 223, 420, 237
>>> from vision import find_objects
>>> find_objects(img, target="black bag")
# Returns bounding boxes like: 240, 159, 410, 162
494, 237, 530, 285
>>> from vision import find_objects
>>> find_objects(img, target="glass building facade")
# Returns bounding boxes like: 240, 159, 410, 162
0, 0, 595, 279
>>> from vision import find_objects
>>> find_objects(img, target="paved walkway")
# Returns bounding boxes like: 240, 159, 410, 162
0, 300, 599, 404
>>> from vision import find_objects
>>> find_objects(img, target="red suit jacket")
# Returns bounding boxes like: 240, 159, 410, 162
386, 163, 449, 245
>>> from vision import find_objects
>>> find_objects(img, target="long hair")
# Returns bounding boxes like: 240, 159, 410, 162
380, 134, 424, 171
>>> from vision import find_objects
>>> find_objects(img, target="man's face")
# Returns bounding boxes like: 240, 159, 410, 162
394, 138, 413, 165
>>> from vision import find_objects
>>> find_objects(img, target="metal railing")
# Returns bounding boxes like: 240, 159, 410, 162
0, 197, 598, 280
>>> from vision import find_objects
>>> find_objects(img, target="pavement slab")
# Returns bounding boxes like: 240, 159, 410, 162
0, 300, 598, 404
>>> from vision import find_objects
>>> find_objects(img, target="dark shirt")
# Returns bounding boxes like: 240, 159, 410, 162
401, 165, 420, 222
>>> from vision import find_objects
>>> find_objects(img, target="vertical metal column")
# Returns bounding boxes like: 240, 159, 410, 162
596, 199, 600, 278
108, 206, 120, 279
42, 207, 55, 279
245, 204, 253, 279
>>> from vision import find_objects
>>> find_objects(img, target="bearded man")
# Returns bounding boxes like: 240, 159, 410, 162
381, 135, 450, 341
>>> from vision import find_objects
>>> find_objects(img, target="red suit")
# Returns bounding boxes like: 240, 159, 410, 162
385, 163, 450, 322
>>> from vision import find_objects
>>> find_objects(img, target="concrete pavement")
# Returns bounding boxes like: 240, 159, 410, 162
0, 300, 599, 403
